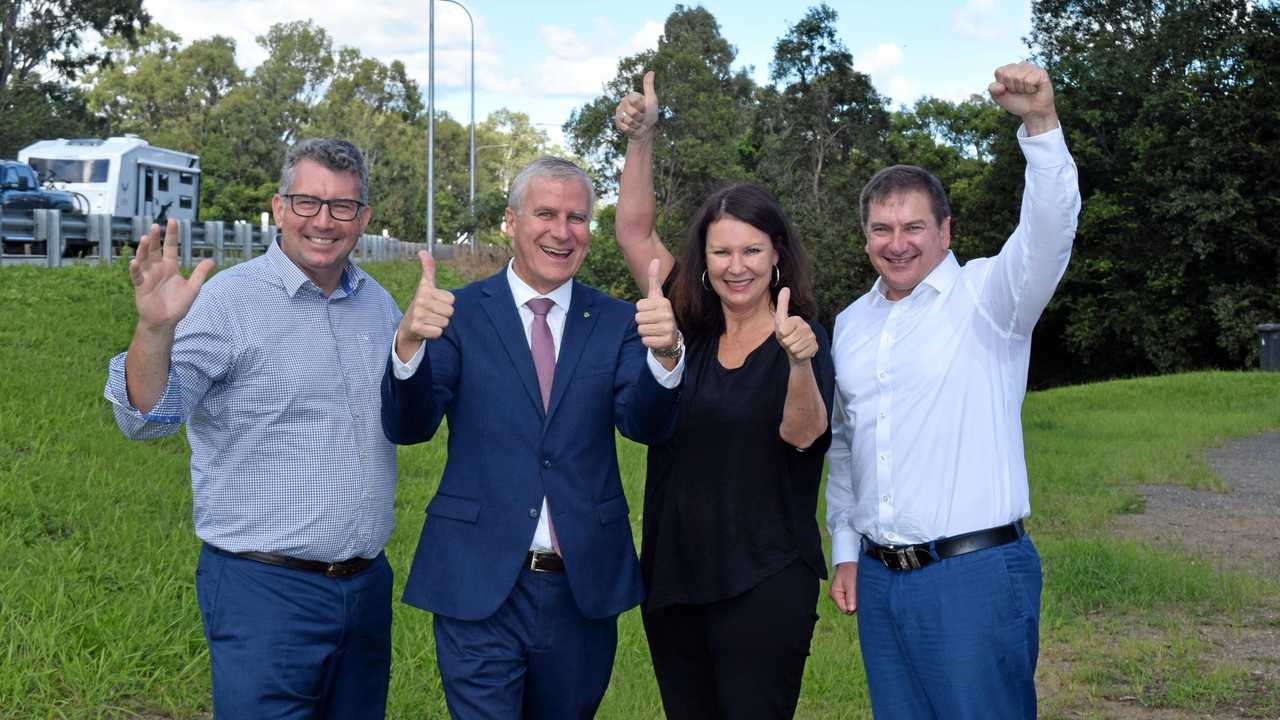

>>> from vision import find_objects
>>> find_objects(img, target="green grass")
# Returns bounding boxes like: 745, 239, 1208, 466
1, 260, 1277, 718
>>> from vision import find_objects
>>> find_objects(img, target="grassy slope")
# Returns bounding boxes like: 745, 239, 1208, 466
0, 261, 1276, 719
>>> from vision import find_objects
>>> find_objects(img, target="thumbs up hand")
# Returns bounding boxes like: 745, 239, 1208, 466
773, 287, 817, 364
396, 250, 455, 359
635, 258, 681, 366
614, 70, 659, 141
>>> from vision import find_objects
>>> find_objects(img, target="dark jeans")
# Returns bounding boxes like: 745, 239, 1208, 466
195, 544, 392, 720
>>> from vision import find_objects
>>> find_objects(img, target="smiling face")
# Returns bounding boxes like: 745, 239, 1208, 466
705, 216, 779, 316
505, 176, 592, 294
863, 190, 951, 301
271, 159, 370, 294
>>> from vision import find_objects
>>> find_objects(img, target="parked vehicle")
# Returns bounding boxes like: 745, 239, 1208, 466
19, 136, 201, 223
0, 160, 80, 213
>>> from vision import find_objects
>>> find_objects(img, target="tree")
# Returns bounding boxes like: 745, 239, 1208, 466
566, 4, 757, 295
1028, 0, 1280, 378
87, 24, 243, 152
0, 77, 101, 157
0, 0, 148, 91
753, 4, 889, 326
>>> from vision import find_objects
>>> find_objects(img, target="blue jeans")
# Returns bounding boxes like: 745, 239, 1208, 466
195, 544, 392, 719
856, 535, 1042, 719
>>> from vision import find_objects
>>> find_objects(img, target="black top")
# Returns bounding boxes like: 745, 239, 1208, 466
640, 321, 836, 612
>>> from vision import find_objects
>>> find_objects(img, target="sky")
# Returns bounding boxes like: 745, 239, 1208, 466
147, 0, 1035, 148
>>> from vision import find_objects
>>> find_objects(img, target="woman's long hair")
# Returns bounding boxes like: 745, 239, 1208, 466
668, 182, 817, 341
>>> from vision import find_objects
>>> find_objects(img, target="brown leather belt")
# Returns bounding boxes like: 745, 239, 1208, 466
863, 520, 1025, 571
233, 550, 376, 578
525, 550, 565, 573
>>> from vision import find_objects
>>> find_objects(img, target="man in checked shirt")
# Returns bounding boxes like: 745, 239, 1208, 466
104, 138, 401, 719
825, 63, 1080, 719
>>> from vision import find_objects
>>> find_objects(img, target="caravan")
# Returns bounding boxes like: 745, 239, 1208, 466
18, 137, 201, 222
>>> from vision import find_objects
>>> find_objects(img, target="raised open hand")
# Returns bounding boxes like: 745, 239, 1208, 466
129, 219, 214, 330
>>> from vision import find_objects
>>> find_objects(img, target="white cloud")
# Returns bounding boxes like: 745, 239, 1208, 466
953, 0, 1009, 41
533, 18, 660, 98
147, 0, 513, 94
627, 20, 663, 53
855, 43, 903, 76
855, 43, 915, 105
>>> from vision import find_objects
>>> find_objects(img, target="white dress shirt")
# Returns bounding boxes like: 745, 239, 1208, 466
394, 260, 684, 551
825, 126, 1080, 565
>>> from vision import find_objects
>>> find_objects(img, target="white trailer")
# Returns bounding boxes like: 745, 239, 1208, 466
18, 136, 201, 221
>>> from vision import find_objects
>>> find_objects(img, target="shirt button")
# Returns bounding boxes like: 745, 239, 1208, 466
529, 507, 539, 519
879, 453, 887, 462
878, 371, 887, 381
542, 459, 551, 469
881, 495, 891, 503
879, 412, 886, 420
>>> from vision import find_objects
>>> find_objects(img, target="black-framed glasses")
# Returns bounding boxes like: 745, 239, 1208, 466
282, 193, 366, 221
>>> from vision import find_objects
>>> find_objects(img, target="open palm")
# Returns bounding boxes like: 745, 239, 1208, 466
130, 219, 214, 329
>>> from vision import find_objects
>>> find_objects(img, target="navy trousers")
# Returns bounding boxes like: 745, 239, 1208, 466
195, 544, 393, 720
433, 566, 618, 719
855, 534, 1042, 719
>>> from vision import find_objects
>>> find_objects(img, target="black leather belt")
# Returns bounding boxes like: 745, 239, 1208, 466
525, 550, 565, 573
864, 520, 1025, 571
228, 548, 376, 578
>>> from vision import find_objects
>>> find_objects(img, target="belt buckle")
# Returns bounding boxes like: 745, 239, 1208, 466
325, 562, 355, 578
884, 546, 923, 571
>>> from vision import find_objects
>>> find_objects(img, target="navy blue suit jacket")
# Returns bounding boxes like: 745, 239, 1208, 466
382, 270, 680, 621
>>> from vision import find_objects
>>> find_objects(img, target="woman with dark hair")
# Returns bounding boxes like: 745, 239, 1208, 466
614, 72, 835, 719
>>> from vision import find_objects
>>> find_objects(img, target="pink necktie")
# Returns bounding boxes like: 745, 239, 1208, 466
526, 298, 560, 553
526, 298, 556, 411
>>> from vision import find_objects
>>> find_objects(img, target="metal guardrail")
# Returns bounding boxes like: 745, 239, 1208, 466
0, 208, 429, 267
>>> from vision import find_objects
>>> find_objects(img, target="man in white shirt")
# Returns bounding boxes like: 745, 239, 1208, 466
825, 62, 1080, 718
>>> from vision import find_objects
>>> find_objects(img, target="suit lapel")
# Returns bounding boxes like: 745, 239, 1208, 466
479, 272, 545, 417
546, 282, 597, 423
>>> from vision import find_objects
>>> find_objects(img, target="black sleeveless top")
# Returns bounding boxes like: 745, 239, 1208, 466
640, 322, 834, 612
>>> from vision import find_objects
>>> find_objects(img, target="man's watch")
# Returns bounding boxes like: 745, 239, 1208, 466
651, 329, 684, 362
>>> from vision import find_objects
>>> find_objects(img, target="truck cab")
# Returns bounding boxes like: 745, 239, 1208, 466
0, 160, 79, 212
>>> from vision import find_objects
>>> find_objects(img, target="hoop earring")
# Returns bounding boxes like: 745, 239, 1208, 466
771, 265, 780, 287
701, 269, 711, 291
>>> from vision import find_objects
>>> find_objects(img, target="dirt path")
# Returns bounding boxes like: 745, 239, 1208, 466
1065, 432, 1280, 719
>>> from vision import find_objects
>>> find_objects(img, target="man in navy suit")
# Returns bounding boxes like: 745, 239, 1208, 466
382, 156, 685, 718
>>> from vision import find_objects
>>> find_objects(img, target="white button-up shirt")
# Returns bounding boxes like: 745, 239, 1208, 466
825, 126, 1080, 564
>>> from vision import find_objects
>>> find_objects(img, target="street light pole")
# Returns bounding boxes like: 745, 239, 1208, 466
426, 0, 435, 252
427, 0, 475, 254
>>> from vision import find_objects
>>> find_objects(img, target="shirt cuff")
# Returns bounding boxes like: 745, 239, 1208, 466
391, 330, 426, 380
647, 348, 684, 388
1017, 124, 1070, 169
830, 527, 861, 567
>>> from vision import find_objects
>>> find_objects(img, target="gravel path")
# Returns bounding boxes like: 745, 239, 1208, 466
1119, 432, 1280, 581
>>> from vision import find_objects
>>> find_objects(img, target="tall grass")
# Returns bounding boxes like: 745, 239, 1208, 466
0, 260, 1276, 718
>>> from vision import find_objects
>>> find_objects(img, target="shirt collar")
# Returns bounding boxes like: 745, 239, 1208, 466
870, 251, 960, 305
265, 236, 365, 298
506, 259, 573, 311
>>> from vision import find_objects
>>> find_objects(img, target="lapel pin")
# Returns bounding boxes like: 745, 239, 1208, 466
583, 311, 590, 318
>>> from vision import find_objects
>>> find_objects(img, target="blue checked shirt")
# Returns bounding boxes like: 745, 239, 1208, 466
104, 240, 402, 562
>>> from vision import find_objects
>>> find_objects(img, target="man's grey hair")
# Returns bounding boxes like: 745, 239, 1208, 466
279, 138, 369, 203
507, 156, 595, 217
